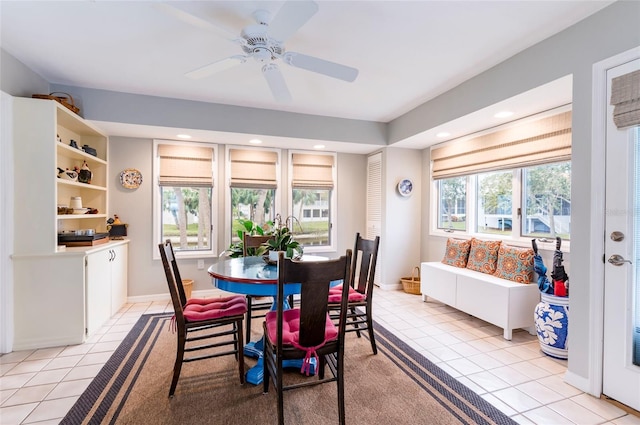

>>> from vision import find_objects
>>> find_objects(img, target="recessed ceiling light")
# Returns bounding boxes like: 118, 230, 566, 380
249, 139, 262, 144
313, 144, 325, 149
494, 111, 514, 118
176, 134, 191, 139
436, 132, 450, 138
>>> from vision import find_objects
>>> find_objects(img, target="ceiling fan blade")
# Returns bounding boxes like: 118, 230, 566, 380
185, 56, 247, 79
283, 52, 359, 82
262, 64, 292, 103
267, 0, 319, 43
153, 3, 246, 46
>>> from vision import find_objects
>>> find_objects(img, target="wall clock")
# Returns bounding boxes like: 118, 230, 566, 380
397, 178, 413, 197
120, 168, 143, 189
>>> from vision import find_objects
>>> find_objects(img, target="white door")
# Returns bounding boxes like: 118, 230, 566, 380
603, 58, 640, 411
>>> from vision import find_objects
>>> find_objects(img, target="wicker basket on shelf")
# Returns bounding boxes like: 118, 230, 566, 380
32, 92, 80, 115
400, 266, 421, 295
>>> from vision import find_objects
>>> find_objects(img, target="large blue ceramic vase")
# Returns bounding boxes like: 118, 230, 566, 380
534, 293, 569, 359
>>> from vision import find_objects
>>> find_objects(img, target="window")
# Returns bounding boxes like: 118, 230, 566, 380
523, 162, 571, 238
153, 141, 217, 258
432, 109, 572, 242
289, 152, 336, 251
477, 171, 513, 235
228, 147, 279, 245
437, 177, 467, 231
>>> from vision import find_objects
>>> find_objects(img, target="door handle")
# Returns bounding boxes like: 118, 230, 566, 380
608, 254, 632, 266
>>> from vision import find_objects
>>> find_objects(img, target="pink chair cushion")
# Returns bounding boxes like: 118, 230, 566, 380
328, 284, 365, 303
182, 295, 247, 321
265, 308, 338, 375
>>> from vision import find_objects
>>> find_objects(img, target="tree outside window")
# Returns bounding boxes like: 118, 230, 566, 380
437, 177, 466, 230
523, 162, 571, 238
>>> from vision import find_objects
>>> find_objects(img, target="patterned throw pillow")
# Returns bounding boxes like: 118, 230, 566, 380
494, 245, 535, 283
441, 238, 472, 268
466, 239, 502, 274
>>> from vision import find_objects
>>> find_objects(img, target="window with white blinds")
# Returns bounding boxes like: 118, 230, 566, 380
367, 152, 382, 286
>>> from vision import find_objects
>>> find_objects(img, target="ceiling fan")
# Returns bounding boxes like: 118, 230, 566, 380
157, 0, 359, 103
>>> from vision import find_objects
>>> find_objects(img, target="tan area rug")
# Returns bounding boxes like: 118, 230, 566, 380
61, 314, 515, 425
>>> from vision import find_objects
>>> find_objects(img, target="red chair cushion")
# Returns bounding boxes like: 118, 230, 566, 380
328, 284, 365, 303
183, 295, 247, 321
265, 308, 338, 375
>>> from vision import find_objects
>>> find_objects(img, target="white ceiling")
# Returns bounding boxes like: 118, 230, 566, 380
0, 1, 613, 151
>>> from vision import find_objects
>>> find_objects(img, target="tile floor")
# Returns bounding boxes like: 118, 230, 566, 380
1, 287, 639, 424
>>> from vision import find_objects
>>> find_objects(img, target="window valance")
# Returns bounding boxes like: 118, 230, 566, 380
291, 153, 335, 189
158, 144, 214, 187
229, 148, 278, 188
611, 69, 640, 129
431, 111, 572, 180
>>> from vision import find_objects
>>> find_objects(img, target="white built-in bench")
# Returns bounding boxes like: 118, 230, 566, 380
421, 262, 540, 340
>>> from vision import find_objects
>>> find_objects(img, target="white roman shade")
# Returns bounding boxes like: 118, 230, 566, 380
291, 153, 335, 189
158, 144, 214, 187
229, 149, 278, 188
611, 69, 640, 129
431, 111, 572, 180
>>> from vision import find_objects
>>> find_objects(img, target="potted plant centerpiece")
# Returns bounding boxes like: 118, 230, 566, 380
226, 218, 269, 258
265, 214, 303, 262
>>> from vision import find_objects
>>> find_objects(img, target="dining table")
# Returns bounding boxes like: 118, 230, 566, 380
207, 254, 328, 385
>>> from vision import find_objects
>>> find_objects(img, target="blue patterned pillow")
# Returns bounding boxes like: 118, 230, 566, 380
441, 238, 472, 268
466, 239, 501, 274
494, 245, 534, 283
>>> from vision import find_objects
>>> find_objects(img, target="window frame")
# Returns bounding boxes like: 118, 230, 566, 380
431, 163, 571, 251
224, 145, 282, 251
287, 150, 337, 253
152, 140, 218, 260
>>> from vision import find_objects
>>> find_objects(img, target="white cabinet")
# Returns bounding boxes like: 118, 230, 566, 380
86, 243, 128, 335
11, 96, 128, 350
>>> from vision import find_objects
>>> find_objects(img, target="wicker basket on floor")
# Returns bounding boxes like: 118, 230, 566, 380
401, 267, 421, 295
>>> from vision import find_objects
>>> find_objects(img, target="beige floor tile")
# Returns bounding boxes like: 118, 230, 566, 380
480, 393, 519, 416
1, 384, 56, 406
490, 365, 532, 386
61, 364, 103, 382
493, 387, 542, 413
522, 405, 576, 424
516, 380, 566, 405
0, 388, 17, 405
0, 363, 17, 376
571, 393, 628, 421
0, 352, 33, 365
4, 360, 51, 376
24, 348, 64, 361
548, 398, 608, 425
0, 373, 37, 390
24, 368, 70, 387
76, 351, 112, 367
22, 396, 77, 424
45, 378, 93, 400
467, 370, 512, 393
0, 402, 38, 425
41, 355, 83, 371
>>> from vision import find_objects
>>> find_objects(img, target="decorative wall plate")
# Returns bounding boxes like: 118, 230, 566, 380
397, 178, 413, 197
120, 168, 143, 189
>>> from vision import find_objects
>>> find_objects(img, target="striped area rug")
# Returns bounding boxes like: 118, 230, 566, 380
61, 313, 515, 424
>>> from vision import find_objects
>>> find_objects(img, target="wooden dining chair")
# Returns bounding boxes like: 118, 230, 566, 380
243, 233, 273, 343
328, 233, 380, 354
263, 250, 352, 425
159, 240, 247, 397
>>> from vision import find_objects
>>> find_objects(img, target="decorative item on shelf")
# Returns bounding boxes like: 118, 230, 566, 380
56, 134, 62, 143
107, 215, 128, 239
397, 178, 413, 197
82, 144, 97, 156
120, 168, 143, 189
70, 196, 82, 209
400, 267, 421, 295
32, 92, 80, 115
69, 139, 79, 149
57, 167, 78, 181
77, 161, 92, 184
